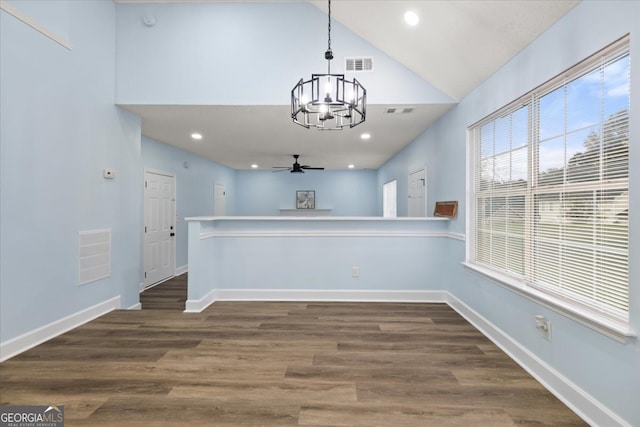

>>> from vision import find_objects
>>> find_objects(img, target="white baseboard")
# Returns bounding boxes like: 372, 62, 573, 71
139, 266, 187, 295
446, 293, 631, 427
184, 289, 448, 313
215, 289, 448, 303
0, 286, 626, 426
0, 296, 121, 363
184, 289, 217, 313
141, 271, 184, 294
128, 303, 142, 310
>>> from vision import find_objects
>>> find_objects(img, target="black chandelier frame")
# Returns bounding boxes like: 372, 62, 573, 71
291, 0, 367, 130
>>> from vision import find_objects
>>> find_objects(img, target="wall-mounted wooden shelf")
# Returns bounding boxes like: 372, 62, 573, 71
434, 201, 458, 218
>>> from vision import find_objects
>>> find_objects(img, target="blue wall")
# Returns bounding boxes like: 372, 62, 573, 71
236, 170, 377, 216
115, 1, 453, 106
141, 136, 237, 268
1, 1, 142, 343
379, 1, 640, 425
142, 137, 377, 267
376, 143, 439, 218
2, 0, 639, 424
186, 218, 451, 305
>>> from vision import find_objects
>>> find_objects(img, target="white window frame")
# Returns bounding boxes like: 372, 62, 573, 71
465, 36, 634, 342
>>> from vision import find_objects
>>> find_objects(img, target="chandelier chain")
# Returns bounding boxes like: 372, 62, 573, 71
327, 0, 332, 52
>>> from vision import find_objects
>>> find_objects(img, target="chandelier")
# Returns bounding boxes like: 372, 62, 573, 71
291, 0, 366, 130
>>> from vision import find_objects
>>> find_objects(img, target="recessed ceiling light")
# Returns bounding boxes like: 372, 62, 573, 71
404, 10, 419, 26
348, 164, 355, 169
191, 133, 203, 140
251, 164, 258, 169
360, 133, 371, 140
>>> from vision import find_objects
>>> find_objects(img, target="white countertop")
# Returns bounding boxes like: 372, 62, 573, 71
185, 216, 450, 221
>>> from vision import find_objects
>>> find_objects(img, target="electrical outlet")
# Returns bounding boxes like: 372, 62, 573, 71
352, 266, 360, 278
535, 315, 552, 341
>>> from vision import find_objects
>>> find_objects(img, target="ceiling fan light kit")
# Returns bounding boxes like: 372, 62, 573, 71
291, 0, 366, 130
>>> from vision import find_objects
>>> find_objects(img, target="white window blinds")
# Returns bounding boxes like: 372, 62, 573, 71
471, 36, 630, 323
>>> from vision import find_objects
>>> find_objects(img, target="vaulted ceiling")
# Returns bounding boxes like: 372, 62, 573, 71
117, 0, 578, 170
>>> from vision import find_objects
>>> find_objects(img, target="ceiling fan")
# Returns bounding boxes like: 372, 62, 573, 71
272, 155, 325, 173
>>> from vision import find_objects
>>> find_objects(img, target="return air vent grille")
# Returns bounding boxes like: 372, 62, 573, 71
385, 107, 415, 114
345, 57, 373, 72
78, 229, 111, 285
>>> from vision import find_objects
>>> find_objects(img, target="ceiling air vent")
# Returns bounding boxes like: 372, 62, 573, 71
385, 107, 414, 114
346, 57, 373, 72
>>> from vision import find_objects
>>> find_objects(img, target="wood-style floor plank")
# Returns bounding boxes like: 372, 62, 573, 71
0, 276, 587, 426
298, 402, 517, 427
139, 274, 188, 310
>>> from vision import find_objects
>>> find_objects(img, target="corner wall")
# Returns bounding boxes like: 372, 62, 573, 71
141, 136, 237, 269
378, 2, 640, 425
115, 1, 453, 106
0, 1, 142, 350
236, 169, 378, 216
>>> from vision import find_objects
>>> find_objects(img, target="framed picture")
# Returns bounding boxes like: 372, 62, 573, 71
434, 201, 458, 218
296, 190, 315, 209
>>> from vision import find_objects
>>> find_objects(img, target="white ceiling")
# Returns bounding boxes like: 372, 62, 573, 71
117, 0, 578, 170
121, 104, 453, 170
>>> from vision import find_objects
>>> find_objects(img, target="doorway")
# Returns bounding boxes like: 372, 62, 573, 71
383, 180, 397, 218
214, 183, 226, 216
143, 170, 176, 289
408, 169, 426, 217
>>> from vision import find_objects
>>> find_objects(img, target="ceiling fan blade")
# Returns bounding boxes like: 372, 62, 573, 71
272, 166, 291, 171
272, 156, 322, 172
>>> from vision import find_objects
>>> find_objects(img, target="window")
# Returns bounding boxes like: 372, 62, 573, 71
383, 180, 397, 217
469, 36, 630, 326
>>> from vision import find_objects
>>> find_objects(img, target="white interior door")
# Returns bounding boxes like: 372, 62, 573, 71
383, 180, 397, 218
144, 171, 175, 288
214, 183, 226, 216
408, 169, 426, 217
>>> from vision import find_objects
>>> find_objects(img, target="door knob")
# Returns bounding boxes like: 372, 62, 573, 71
170, 232, 175, 237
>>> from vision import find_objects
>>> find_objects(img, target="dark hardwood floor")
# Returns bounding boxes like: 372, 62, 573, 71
140, 273, 187, 310
0, 283, 587, 426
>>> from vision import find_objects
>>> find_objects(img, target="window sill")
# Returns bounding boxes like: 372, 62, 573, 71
461, 261, 636, 343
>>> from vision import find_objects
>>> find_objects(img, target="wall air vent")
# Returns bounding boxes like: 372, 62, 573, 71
385, 107, 415, 114
346, 57, 373, 72
78, 229, 111, 285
